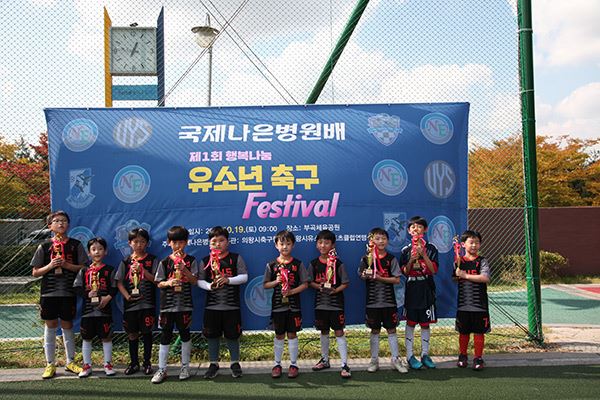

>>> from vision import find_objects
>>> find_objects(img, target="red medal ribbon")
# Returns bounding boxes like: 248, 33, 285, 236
85, 263, 103, 288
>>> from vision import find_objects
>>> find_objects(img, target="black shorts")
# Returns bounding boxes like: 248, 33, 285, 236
159, 311, 192, 333
404, 305, 437, 326
40, 296, 77, 321
455, 311, 491, 334
272, 310, 302, 335
123, 309, 156, 335
366, 307, 398, 330
203, 309, 242, 340
314, 309, 345, 332
80, 316, 112, 340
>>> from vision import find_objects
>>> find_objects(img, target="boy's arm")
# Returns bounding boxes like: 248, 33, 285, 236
289, 262, 309, 295
115, 261, 131, 301
263, 263, 280, 289
331, 263, 350, 294
73, 268, 86, 298
221, 255, 248, 286
99, 268, 117, 308
181, 259, 199, 285
420, 244, 438, 274
307, 262, 321, 290
376, 257, 401, 284
117, 280, 131, 301
143, 258, 158, 283
31, 244, 60, 277
155, 261, 172, 289
456, 258, 490, 283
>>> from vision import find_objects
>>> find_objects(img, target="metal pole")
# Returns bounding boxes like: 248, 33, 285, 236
207, 13, 213, 107
517, 0, 543, 344
306, 0, 370, 104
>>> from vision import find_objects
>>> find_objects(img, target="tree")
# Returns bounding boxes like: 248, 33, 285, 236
469, 134, 600, 208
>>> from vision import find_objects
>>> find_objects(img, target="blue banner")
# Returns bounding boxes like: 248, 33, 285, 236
45, 103, 469, 330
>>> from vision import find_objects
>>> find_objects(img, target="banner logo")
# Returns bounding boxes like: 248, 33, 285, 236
420, 113, 453, 145
372, 159, 408, 196
424, 160, 456, 198
113, 117, 152, 149
428, 215, 456, 253
114, 219, 152, 257
66, 168, 95, 208
62, 119, 98, 152
244, 276, 273, 317
68, 226, 95, 246
368, 113, 401, 146
384, 211, 407, 252
113, 165, 151, 203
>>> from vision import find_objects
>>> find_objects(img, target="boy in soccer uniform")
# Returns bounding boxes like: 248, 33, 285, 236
358, 227, 408, 374
74, 237, 118, 377
308, 229, 351, 378
116, 228, 158, 376
152, 226, 199, 384
399, 216, 439, 370
31, 211, 87, 379
263, 230, 308, 379
198, 226, 248, 379
454, 230, 491, 371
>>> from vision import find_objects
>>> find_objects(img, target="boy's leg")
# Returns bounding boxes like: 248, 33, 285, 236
40, 297, 59, 378
128, 333, 140, 367
334, 330, 348, 368
43, 322, 57, 367
176, 312, 193, 380
274, 335, 285, 366
319, 331, 330, 363
420, 324, 436, 368
474, 334, 485, 358
59, 297, 77, 371
287, 331, 299, 366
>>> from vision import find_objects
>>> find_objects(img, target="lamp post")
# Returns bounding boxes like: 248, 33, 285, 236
192, 14, 219, 106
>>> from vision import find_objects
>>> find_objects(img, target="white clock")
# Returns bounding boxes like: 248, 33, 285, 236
110, 27, 157, 76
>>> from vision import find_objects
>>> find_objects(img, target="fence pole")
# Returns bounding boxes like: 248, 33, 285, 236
517, 0, 543, 343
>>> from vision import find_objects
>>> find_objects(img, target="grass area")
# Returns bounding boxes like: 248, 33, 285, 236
0, 282, 39, 305
0, 326, 537, 369
0, 365, 598, 400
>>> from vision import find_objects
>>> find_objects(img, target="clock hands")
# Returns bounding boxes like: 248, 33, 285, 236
130, 42, 139, 57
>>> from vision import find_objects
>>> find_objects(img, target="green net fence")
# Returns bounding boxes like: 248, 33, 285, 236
0, 0, 539, 365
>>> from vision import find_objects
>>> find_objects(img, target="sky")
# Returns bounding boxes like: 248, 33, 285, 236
0, 0, 598, 146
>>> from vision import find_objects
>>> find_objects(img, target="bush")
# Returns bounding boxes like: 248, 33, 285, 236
498, 250, 569, 283
0, 245, 37, 276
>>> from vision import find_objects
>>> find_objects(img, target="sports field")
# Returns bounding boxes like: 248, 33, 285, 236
0, 365, 598, 400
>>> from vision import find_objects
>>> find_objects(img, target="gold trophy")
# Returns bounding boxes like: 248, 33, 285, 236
453, 235, 462, 278
173, 250, 184, 293
130, 257, 141, 297
364, 233, 374, 278
323, 249, 336, 292
279, 265, 290, 304
51, 233, 65, 275
89, 270, 100, 305
411, 234, 424, 259
209, 248, 223, 289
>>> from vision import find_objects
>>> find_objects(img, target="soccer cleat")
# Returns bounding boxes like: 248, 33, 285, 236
104, 362, 116, 376
151, 368, 168, 384
143, 363, 153, 375
312, 357, 331, 371
179, 365, 191, 380
421, 354, 436, 369
473, 357, 485, 371
65, 361, 83, 374
204, 363, 220, 379
287, 365, 299, 379
457, 354, 468, 368
231, 362, 243, 378
367, 359, 379, 373
124, 363, 140, 375
271, 364, 283, 379
78, 364, 92, 378
42, 363, 56, 379
408, 355, 423, 370
392, 357, 409, 374
340, 364, 352, 379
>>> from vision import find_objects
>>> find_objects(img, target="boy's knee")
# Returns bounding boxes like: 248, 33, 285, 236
46, 320, 59, 329
334, 330, 344, 337
286, 332, 297, 339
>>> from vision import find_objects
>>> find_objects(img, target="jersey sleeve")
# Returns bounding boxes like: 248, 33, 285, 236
115, 261, 126, 281
480, 257, 491, 278
298, 262, 309, 283
197, 259, 207, 280
76, 242, 90, 265
30, 244, 45, 268
398, 246, 410, 267
262, 263, 272, 283
357, 256, 368, 275
390, 257, 401, 277
338, 262, 350, 284
190, 259, 200, 277
155, 261, 166, 282
150, 257, 159, 275
73, 268, 84, 288
307, 261, 315, 282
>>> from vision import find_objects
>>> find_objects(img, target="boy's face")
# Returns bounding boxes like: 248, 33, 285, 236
275, 239, 294, 258
168, 239, 187, 254
371, 233, 389, 252
48, 215, 69, 235
209, 235, 229, 253
89, 243, 107, 263
462, 237, 481, 256
408, 223, 427, 237
129, 237, 148, 254
316, 239, 334, 257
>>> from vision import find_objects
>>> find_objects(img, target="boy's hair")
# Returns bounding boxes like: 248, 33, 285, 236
46, 210, 70, 226
369, 227, 389, 239
460, 230, 482, 243
167, 226, 189, 242
87, 237, 107, 251
316, 229, 336, 243
274, 230, 296, 244
208, 226, 229, 240
408, 215, 428, 229
128, 227, 150, 242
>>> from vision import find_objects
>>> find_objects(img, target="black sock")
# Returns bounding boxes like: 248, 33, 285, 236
143, 333, 153, 365
129, 339, 139, 365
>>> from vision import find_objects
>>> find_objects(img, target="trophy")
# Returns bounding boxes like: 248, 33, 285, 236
453, 235, 462, 279
51, 233, 65, 275
209, 248, 223, 289
278, 265, 290, 304
130, 257, 141, 297
363, 233, 375, 278
172, 250, 184, 292
89, 269, 100, 305
323, 249, 337, 292
411, 234, 424, 259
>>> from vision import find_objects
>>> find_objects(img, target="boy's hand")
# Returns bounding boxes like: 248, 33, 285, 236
281, 288, 290, 297
49, 258, 64, 269
98, 296, 111, 309
456, 269, 467, 279
214, 276, 229, 287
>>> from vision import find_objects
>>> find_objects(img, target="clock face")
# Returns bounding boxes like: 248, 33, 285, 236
110, 27, 157, 76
